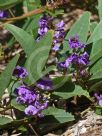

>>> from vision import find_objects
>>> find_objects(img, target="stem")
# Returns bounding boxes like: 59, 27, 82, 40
0, 1, 69, 28
81, 107, 91, 117
28, 124, 39, 136
8, 9, 15, 17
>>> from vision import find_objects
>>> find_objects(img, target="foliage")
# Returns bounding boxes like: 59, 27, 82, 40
0, 0, 102, 135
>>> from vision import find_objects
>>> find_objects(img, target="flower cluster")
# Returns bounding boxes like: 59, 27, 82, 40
58, 35, 90, 80
37, 16, 48, 41
13, 66, 51, 116
68, 35, 85, 49
52, 20, 65, 51
94, 93, 102, 107
13, 66, 28, 79
36, 77, 53, 91
0, 10, 7, 18
15, 86, 48, 116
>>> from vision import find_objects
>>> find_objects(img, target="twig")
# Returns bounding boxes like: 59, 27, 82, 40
28, 124, 39, 136
8, 9, 15, 17
81, 107, 91, 117
0, 1, 69, 28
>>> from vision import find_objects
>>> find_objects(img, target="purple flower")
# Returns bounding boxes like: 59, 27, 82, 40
37, 16, 49, 41
68, 52, 89, 66
0, 10, 7, 18
38, 27, 48, 36
78, 52, 89, 65
58, 61, 66, 69
65, 56, 73, 67
15, 86, 36, 104
36, 78, 53, 90
16, 96, 26, 104
35, 101, 48, 110
54, 30, 65, 39
52, 45, 59, 51
25, 105, 38, 115
52, 20, 65, 52
56, 20, 65, 29
13, 66, 28, 78
94, 93, 102, 107
16, 86, 29, 96
39, 17, 47, 27
68, 35, 85, 49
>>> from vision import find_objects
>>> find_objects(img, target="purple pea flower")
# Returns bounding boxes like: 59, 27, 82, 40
67, 52, 89, 66
0, 10, 7, 18
68, 35, 85, 49
39, 17, 47, 27
58, 61, 67, 69
78, 52, 90, 65
13, 66, 28, 78
16, 96, 26, 104
94, 93, 102, 107
37, 16, 49, 41
25, 105, 38, 115
35, 101, 48, 110
15, 86, 36, 104
52, 45, 59, 51
38, 27, 48, 36
65, 56, 73, 67
56, 20, 65, 29
54, 30, 65, 39
36, 78, 53, 90
52, 20, 65, 51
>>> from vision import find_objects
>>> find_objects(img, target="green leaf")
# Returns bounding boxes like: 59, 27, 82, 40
63, 12, 90, 52
0, 0, 23, 10
18, 126, 27, 132
0, 55, 19, 98
90, 40, 102, 65
90, 81, 102, 92
7, 15, 40, 48
95, 107, 102, 115
53, 82, 89, 99
52, 76, 71, 90
5, 24, 35, 57
90, 58, 102, 80
87, 20, 102, 44
0, 117, 13, 125
90, 70, 102, 80
8, 81, 22, 95
98, 0, 102, 20
24, 31, 53, 85
11, 98, 26, 111
90, 22, 98, 33
43, 107, 74, 123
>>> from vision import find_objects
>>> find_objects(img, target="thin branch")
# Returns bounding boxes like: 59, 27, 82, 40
0, 1, 69, 28
28, 124, 39, 136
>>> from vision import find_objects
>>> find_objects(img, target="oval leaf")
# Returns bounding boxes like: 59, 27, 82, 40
5, 24, 35, 57
53, 82, 89, 99
90, 39, 102, 65
43, 107, 74, 123
0, 117, 13, 125
24, 31, 53, 85
0, 55, 19, 98
98, 0, 102, 20
11, 98, 26, 111
87, 20, 102, 44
